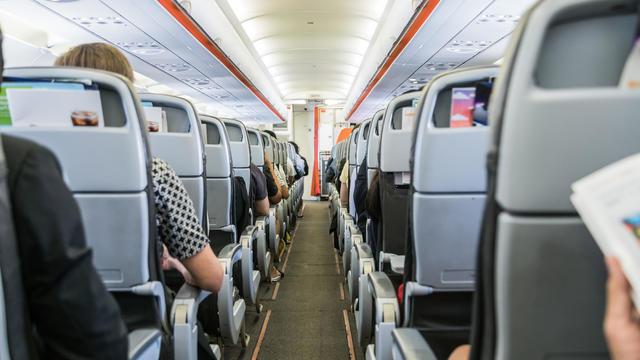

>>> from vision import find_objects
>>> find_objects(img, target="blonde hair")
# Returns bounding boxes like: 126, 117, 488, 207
55, 43, 134, 82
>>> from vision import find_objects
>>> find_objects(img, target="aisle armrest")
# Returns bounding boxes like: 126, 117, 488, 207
368, 272, 400, 360
254, 216, 270, 278
240, 226, 261, 305
128, 328, 161, 360
379, 252, 405, 275
349, 241, 375, 307
171, 284, 212, 360
391, 328, 437, 360
217, 243, 246, 345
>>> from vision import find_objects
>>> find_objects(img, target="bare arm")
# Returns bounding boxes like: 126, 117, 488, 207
255, 197, 270, 217
180, 244, 223, 293
340, 181, 349, 207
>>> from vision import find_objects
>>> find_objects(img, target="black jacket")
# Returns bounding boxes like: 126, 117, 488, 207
3, 134, 128, 359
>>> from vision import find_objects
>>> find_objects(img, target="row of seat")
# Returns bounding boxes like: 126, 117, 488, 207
0, 66, 303, 360
331, 0, 640, 359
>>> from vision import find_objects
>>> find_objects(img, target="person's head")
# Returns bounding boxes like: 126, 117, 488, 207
55, 43, 134, 82
264, 130, 277, 139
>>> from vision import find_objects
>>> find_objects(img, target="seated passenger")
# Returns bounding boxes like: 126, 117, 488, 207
289, 141, 308, 180
366, 170, 381, 256
55, 43, 223, 294
603, 256, 640, 359
339, 158, 349, 207
250, 162, 270, 218
263, 152, 286, 281
353, 155, 368, 234
3, 135, 128, 359
446, 256, 634, 360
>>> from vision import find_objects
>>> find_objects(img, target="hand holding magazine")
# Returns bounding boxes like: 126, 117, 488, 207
571, 154, 640, 309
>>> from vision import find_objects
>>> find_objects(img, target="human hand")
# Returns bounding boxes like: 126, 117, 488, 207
604, 256, 640, 360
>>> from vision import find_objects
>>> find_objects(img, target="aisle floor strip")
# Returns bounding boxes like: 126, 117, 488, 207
280, 223, 299, 273
334, 249, 341, 275
271, 282, 280, 301
251, 309, 272, 360
339, 282, 345, 301
342, 309, 356, 360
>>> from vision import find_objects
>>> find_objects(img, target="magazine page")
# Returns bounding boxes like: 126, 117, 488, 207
571, 153, 640, 307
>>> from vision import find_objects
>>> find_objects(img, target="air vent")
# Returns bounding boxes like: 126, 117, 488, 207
446, 40, 492, 54
72, 16, 125, 26
184, 78, 211, 86
476, 14, 519, 24
424, 63, 457, 71
117, 41, 165, 56
155, 63, 192, 72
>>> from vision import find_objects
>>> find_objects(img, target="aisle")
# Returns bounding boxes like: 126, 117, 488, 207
250, 201, 363, 360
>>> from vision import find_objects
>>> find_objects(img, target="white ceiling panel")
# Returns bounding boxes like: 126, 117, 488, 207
223, 0, 388, 101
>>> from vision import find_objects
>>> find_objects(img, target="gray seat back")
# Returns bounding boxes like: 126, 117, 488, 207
378, 91, 421, 255
200, 115, 234, 229
411, 66, 498, 291
471, 1, 640, 358
140, 94, 207, 227
0, 136, 15, 360
222, 119, 251, 194
348, 129, 359, 217
356, 119, 370, 168
366, 110, 385, 185
247, 129, 265, 171
261, 132, 274, 164
0, 67, 157, 292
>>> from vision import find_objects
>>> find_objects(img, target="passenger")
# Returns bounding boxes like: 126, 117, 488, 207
353, 155, 368, 234
263, 151, 286, 281
603, 256, 640, 359
365, 170, 381, 256
55, 42, 223, 293
250, 162, 270, 217
339, 157, 349, 207
288, 141, 308, 180
446, 255, 634, 360
2, 135, 128, 358
265, 130, 292, 186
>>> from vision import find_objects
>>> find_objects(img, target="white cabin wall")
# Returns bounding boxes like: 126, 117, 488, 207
292, 108, 315, 198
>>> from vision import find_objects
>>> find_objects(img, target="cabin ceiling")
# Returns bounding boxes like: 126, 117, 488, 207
0, 0, 539, 124
219, 0, 389, 102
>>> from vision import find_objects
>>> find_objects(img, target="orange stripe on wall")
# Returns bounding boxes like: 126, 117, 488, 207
311, 106, 321, 196
345, 0, 441, 121
156, 0, 285, 122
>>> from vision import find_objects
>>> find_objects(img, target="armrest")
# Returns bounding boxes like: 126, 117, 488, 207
218, 243, 242, 269
391, 328, 437, 360
379, 252, 405, 275
171, 283, 212, 360
128, 328, 161, 360
367, 272, 401, 360
368, 272, 397, 300
240, 225, 257, 247
367, 272, 400, 325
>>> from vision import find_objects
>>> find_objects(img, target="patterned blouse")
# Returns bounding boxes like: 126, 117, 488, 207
151, 157, 208, 259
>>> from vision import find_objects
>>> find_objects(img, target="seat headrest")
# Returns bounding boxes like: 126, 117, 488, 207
366, 109, 385, 169
356, 119, 371, 166
140, 93, 204, 177
222, 118, 251, 168
413, 66, 499, 193
379, 91, 421, 173
0, 67, 149, 192
200, 115, 232, 178
493, 0, 640, 212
